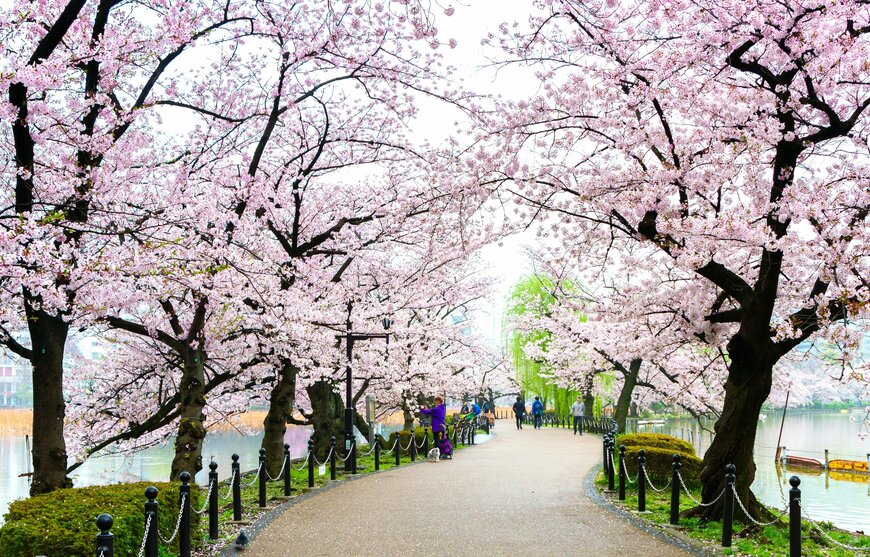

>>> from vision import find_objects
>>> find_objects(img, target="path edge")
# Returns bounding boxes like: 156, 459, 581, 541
216, 432, 497, 556
582, 464, 722, 557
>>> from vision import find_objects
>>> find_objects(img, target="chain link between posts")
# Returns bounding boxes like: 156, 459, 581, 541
798, 499, 870, 553
290, 452, 310, 471
220, 469, 236, 500
192, 479, 214, 515
641, 464, 672, 493
136, 513, 152, 557
265, 456, 288, 482
336, 444, 355, 462
620, 456, 638, 484
157, 493, 186, 544
379, 437, 399, 455
240, 464, 261, 487
676, 470, 725, 507
729, 484, 786, 526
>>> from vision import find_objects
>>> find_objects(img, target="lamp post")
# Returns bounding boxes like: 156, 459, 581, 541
337, 302, 391, 472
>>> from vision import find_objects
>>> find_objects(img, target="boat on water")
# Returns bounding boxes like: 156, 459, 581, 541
782, 455, 824, 469
637, 419, 667, 426
828, 459, 869, 474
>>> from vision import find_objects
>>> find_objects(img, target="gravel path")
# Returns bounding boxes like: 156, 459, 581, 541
244, 423, 691, 556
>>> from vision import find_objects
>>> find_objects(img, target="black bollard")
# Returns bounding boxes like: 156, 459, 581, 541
144, 486, 159, 557
395, 433, 401, 466
351, 440, 357, 474
95, 513, 114, 557
374, 434, 381, 471
670, 454, 681, 525
722, 464, 736, 548
231, 454, 242, 521
208, 461, 219, 539
618, 445, 626, 500
283, 443, 292, 497
329, 436, 337, 481
789, 476, 801, 557
179, 471, 192, 557
410, 432, 417, 462
638, 449, 647, 512
423, 428, 430, 454
602, 435, 608, 469
258, 448, 267, 508
307, 438, 315, 488
607, 439, 615, 491
471, 424, 476, 445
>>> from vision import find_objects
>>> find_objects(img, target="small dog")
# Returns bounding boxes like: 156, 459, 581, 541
427, 447, 441, 462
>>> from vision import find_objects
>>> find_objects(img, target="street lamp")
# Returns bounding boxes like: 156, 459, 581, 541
336, 303, 391, 473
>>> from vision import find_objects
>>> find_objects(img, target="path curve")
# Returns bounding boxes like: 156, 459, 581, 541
244, 422, 691, 556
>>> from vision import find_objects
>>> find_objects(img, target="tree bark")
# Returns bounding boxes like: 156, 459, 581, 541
583, 393, 594, 418
614, 359, 641, 434
306, 380, 344, 460
687, 332, 776, 521
401, 399, 414, 430
261, 360, 298, 476
170, 348, 207, 480
27, 308, 73, 495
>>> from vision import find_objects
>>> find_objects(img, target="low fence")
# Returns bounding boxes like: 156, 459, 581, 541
598, 434, 869, 556
489, 409, 615, 434
89, 419, 481, 557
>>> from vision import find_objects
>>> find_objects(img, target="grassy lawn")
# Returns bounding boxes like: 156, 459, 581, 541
595, 473, 870, 556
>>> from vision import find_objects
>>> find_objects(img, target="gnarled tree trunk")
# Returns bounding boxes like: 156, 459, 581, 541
261, 360, 298, 476
27, 308, 73, 495
688, 332, 776, 521
170, 348, 207, 480
306, 380, 344, 460
614, 359, 641, 434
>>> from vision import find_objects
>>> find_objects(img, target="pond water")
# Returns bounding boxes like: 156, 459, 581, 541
626, 409, 870, 532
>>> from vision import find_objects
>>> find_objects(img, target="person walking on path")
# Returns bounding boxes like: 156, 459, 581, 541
472, 401, 481, 416
420, 397, 452, 459
532, 397, 544, 429
512, 396, 526, 430
460, 401, 470, 414
571, 396, 585, 435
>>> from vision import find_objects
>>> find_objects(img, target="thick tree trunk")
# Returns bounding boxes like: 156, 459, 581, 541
27, 309, 73, 495
306, 380, 344, 460
401, 400, 414, 430
629, 401, 639, 418
583, 393, 594, 418
688, 333, 776, 521
261, 360, 298, 476
170, 349, 207, 480
614, 359, 641, 434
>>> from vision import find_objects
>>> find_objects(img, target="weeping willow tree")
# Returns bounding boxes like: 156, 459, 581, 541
504, 275, 580, 415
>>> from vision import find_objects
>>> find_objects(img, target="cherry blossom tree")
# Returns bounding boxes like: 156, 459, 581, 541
482, 0, 870, 517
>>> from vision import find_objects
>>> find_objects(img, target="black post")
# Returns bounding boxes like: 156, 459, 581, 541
95, 513, 114, 557
607, 438, 615, 491
330, 436, 337, 481
423, 428, 429, 454
410, 432, 417, 462
618, 445, 626, 500
351, 440, 357, 474
208, 461, 219, 539
471, 424, 476, 445
395, 434, 401, 466
179, 471, 191, 557
258, 448, 267, 508
602, 435, 608, 469
638, 449, 647, 512
722, 464, 736, 548
789, 476, 801, 557
374, 434, 381, 471
670, 454, 681, 525
283, 443, 292, 497
307, 438, 315, 488
144, 486, 158, 557
231, 454, 241, 521
344, 307, 355, 474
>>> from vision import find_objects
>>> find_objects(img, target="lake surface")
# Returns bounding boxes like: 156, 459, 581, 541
627, 410, 870, 532
1, 411, 868, 531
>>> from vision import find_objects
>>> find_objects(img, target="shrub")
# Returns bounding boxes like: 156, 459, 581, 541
616, 433, 696, 456
0, 481, 201, 557
619, 446, 702, 486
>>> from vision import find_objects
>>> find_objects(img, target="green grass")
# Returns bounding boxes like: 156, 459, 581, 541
595, 473, 869, 556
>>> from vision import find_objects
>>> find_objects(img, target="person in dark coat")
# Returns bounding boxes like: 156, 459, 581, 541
512, 396, 527, 430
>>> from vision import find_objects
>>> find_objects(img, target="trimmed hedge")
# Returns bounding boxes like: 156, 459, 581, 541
616, 433, 696, 456
619, 446, 702, 486
383, 425, 457, 456
0, 481, 201, 557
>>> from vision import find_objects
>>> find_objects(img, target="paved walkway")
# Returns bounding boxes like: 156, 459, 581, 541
245, 422, 691, 556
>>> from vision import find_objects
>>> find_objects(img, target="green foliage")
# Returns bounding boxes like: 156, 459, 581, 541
0, 481, 200, 557
504, 275, 580, 415
384, 426, 455, 456
620, 446, 702, 485
616, 433, 696, 456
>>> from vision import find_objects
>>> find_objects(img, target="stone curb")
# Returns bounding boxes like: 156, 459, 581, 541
215, 432, 496, 556
583, 463, 723, 557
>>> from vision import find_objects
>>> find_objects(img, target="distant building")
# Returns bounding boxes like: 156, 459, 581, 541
0, 352, 31, 407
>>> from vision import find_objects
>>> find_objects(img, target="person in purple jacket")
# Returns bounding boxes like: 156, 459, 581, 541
420, 396, 452, 459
